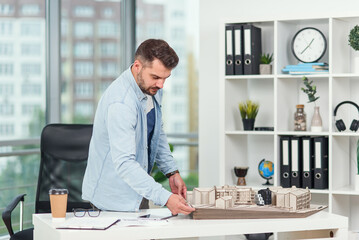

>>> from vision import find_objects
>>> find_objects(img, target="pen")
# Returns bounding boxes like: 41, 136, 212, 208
160, 214, 178, 220
185, 200, 194, 208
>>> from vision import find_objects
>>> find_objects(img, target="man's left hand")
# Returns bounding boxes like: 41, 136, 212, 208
169, 173, 187, 199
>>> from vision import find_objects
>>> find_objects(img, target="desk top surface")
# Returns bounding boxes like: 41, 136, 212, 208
33, 208, 348, 240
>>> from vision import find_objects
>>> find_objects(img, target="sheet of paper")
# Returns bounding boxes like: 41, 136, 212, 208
56, 216, 119, 230
115, 218, 171, 227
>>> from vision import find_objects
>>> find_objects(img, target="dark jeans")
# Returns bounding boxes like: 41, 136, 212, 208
139, 198, 149, 209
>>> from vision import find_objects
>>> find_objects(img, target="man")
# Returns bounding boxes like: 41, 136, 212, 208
82, 39, 195, 215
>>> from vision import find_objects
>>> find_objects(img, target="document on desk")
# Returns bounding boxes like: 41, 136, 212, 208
116, 218, 171, 227
56, 216, 119, 230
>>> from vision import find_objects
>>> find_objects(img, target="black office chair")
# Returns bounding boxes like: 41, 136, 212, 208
2, 124, 93, 240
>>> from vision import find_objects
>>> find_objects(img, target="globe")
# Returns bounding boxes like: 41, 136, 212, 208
258, 159, 274, 185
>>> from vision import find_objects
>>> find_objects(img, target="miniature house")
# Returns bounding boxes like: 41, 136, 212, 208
215, 185, 237, 202
235, 188, 255, 205
275, 187, 311, 211
192, 187, 216, 205
215, 196, 234, 209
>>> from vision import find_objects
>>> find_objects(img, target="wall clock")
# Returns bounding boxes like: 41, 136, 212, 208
291, 27, 327, 63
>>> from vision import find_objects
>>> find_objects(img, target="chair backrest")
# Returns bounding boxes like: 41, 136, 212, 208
35, 124, 93, 213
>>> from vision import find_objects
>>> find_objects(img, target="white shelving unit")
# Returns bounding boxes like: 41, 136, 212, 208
219, 16, 359, 232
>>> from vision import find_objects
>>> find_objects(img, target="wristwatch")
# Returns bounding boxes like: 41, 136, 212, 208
166, 170, 179, 178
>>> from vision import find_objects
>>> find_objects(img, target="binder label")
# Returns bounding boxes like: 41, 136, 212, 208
315, 142, 321, 168
226, 30, 233, 55
244, 29, 251, 55
303, 140, 310, 171
283, 140, 288, 165
292, 140, 298, 171
234, 29, 241, 55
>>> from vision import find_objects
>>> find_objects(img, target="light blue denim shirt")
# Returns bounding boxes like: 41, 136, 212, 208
82, 66, 177, 211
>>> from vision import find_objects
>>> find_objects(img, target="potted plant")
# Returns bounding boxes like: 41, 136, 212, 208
259, 53, 273, 75
349, 25, 359, 73
239, 100, 259, 130
301, 76, 322, 132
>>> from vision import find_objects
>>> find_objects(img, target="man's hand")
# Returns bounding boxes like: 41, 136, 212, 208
168, 173, 187, 198
166, 194, 195, 215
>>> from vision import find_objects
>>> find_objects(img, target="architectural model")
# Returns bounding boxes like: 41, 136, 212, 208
187, 185, 326, 219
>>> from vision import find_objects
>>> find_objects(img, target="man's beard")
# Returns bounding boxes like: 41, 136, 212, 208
137, 70, 159, 96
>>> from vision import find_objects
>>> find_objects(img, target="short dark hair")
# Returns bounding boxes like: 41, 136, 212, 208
135, 39, 179, 69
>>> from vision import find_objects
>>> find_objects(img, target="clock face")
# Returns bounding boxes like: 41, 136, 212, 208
291, 27, 327, 63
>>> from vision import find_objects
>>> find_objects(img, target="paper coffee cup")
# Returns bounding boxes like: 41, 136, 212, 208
49, 189, 68, 222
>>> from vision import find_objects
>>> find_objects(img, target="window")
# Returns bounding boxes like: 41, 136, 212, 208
100, 42, 117, 57
0, 83, 14, 95
102, 8, 113, 18
74, 22, 93, 38
74, 101, 93, 116
22, 104, 41, 115
101, 81, 111, 92
74, 6, 94, 17
172, 84, 185, 95
136, 0, 199, 188
98, 21, 117, 37
0, 63, 13, 75
0, 4, 14, 15
61, 0, 122, 124
0, 2, 46, 237
21, 4, 40, 15
21, 63, 41, 76
0, 123, 14, 135
0, 103, 14, 115
22, 83, 42, 96
21, 43, 41, 56
74, 42, 93, 57
0, 43, 12, 55
0, 21, 12, 35
146, 24, 163, 38
21, 22, 41, 36
74, 82, 93, 98
61, 20, 68, 36
74, 61, 93, 77
100, 62, 117, 77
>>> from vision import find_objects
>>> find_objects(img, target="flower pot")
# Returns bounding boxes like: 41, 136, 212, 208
242, 119, 255, 130
353, 51, 359, 73
259, 64, 272, 75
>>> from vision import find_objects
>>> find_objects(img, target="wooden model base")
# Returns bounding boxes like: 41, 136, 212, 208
191, 204, 327, 220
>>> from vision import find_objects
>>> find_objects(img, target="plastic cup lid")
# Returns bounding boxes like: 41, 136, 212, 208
49, 188, 68, 195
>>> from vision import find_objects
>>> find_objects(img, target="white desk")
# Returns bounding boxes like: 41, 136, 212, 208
33, 208, 348, 240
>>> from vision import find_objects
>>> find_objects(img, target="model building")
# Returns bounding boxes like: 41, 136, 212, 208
188, 185, 311, 211
188, 185, 324, 219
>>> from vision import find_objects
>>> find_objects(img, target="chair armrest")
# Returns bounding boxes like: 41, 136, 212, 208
2, 193, 26, 236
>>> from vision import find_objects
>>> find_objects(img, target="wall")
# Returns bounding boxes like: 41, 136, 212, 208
198, 0, 359, 186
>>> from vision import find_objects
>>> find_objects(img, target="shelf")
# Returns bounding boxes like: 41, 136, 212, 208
332, 73, 359, 78
332, 186, 359, 196
277, 74, 329, 79
332, 132, 359, 137
310, 189, 330, 194
225, 131, 274, 135
277, 131, 330, 136
220, 16, 359, 232
225, 75, 274, 80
